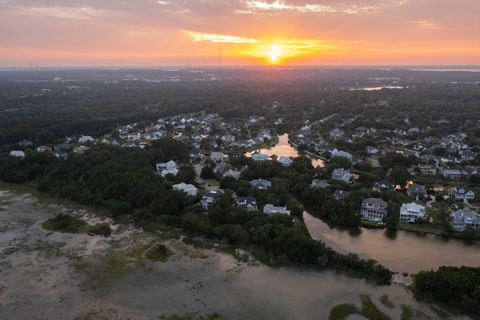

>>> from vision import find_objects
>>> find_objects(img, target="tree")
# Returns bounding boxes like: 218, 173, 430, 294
200, 166, 216, 179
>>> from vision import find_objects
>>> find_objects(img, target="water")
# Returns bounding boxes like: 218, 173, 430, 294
349, 85, 404, 91
0, 189, 469, 319
304, 211, 480, 274
245, 134, 325, 167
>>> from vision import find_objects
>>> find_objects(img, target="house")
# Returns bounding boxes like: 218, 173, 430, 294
407, 184, 427, 200
127, 133, 141, 141
201, 190, 224, 209
144, 131, 164, 140
449, 187, 475, 202
54, 151, 69, 160
263, 204, 290, 216
250, 179, 272, 190
373, 181, 395, 192
223, 169, 241, 180
78, 135, 94, 144
361, 198, 388, 222
331, 168, 352, 184
330, 149, 353, 161
252, 153, 269, 161
173, 183, 198, 196
334, 190, 351, 201
210, 152, 225, 163
9, 150, 25, 159
460, 150, 476, 161
278, 156, 293, 167
73, 146, 90, 154
450, 209, 480, 232
236, 196, 258, 211
156, 160, 179, 177
442, 167, 462, 180
330, 128, 344, 139
36, 145, 52, 153
18, 139, 33, 147
311, 179, 330, 189
419, 164, 437, 176
400, 203, 426, 223
366, 146, 379, 155
189, 152, 202, 163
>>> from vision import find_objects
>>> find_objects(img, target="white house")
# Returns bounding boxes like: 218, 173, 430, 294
156, 160, 179, 177
263, 204, 290, 216
127, 133, 141, 141
9, 150, 25, 159
442, 167, 462, 180
78, 135, 94, 144
173, 183, 198, 196
400, 203, 426, 223
331, 149, 353, 161
252, 153, 269, 161
278, 156, 293, 167
419, 164, 437, 176
450, 209, 480, 232
210, 152, 225, 163
73, 146, 90, 154
223, 169, 241, 180
331, 168, 352, 184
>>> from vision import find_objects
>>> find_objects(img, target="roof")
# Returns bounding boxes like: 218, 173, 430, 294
362, 198, 387, 207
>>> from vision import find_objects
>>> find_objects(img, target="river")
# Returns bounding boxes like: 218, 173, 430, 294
245, 133, 325, 167
304, 211, 480, 274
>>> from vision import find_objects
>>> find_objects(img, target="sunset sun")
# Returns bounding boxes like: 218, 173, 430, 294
267, 45, 283, 64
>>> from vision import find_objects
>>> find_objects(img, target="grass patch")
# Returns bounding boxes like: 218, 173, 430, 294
400, 305, 414, 320
379, 294, 395, 309
204, 179, 220, 187
42, 213, 111, 236
329, 303, 358, 320
145, 243, 174, 262
361, 219, 386, 229
329, 295, 391, 320
360, 295, 391, 320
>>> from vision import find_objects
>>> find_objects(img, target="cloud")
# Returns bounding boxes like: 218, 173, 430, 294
12, 6, 111, 20
184, 31, 260, 44
238, 0, 409, 15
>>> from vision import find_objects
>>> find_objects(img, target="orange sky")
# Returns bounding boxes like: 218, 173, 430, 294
0, 0, 479, 66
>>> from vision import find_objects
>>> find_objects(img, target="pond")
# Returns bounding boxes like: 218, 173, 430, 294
245, 133, 325, 167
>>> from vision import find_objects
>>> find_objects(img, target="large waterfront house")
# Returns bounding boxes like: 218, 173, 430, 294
450, 209, 480, 232
361, 198, 388, 222
400, 203, 426, 223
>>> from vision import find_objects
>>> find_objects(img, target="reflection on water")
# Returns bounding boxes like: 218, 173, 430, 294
304, 211, 480, 273
245, 134, 325, 167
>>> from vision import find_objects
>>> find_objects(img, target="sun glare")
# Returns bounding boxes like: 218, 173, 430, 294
267, 45, 283, 64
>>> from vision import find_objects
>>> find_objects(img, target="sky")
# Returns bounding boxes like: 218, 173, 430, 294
0, 0, 479, 67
